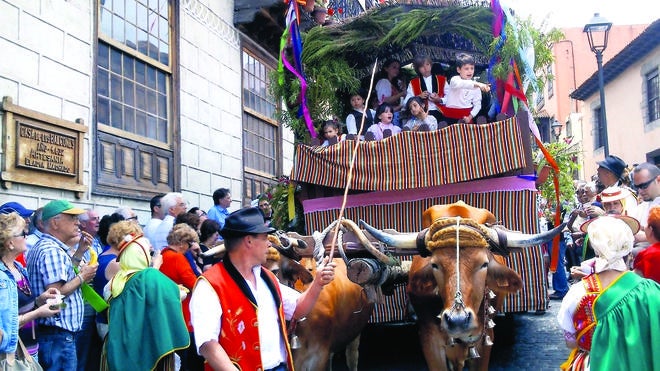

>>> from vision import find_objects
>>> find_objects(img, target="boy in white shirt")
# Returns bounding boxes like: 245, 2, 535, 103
441, 53, 490, 124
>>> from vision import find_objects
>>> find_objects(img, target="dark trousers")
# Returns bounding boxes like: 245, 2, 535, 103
176, 332, 205, 371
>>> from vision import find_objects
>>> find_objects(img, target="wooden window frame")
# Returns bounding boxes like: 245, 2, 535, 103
240, 37, 281, 206
92, 0, 180, 199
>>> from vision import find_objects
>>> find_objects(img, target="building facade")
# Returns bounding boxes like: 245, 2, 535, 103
571, 19, 660, 171
0, 0, 296, 217
536, 24, 647, 179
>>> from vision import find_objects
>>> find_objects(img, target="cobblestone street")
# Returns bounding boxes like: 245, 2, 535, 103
332, 295, 570, 370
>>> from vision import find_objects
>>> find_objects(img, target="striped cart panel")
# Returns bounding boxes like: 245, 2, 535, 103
303, 188, 548, 321
292, 117, 527, 191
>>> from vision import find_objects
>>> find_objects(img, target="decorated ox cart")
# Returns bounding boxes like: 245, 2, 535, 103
291, 111, 549, 319
269, 1, 564, 368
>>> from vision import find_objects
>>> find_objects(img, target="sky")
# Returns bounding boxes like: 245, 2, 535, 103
504, 0, 658, 28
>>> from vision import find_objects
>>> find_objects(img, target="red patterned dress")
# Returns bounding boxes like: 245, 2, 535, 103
560, 274, 602, 371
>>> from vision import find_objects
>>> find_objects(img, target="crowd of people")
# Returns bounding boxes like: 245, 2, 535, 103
0, 188, 336, 371
1, 152, 659, 371
319, 52, 491, 146
545, 155, 660, 370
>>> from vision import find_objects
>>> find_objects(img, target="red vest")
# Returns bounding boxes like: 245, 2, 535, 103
201, 262, 294, 371
410, 75, 447, 109
573, 274, 602, 352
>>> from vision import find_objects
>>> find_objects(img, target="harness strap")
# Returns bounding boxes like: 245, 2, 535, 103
416, 228, 431, 257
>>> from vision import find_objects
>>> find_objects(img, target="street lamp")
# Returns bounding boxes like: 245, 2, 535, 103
584, 13, 612, 156
551, 120, 563, 142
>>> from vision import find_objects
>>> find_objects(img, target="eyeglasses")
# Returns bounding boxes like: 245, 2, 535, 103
634, 178, 656, 190
126, 216, 139, 221
55, 214, 79, 222
13, 230, 28, 238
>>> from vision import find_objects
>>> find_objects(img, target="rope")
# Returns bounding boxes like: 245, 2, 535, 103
453, 217, 464, 308
328, 59, 380, 260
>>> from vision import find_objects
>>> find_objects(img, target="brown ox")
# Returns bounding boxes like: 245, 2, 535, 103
265, 232, 374, 371
361, 201, 563, 371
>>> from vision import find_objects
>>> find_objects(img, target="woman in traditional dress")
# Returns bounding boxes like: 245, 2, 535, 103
103, 232, 189, 371
557, 215, 660, 371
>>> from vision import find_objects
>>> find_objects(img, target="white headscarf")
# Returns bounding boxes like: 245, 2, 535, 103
587, 216, 634, 273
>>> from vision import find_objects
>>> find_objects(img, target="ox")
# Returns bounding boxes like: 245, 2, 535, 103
361, 201, 563, 371
265, 230, 375, 371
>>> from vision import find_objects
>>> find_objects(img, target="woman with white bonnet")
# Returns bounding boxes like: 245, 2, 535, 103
557, 215, 660, 371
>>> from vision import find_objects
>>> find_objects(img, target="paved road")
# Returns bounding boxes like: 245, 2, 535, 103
331, 297, 570, 370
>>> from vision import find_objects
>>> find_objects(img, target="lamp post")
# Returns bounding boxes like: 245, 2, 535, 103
551, 119, 563, 142
584, 13, 612, 156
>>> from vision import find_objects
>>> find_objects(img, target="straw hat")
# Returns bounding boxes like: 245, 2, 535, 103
599, 186, 631, 203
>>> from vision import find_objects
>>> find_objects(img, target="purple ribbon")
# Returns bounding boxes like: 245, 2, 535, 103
280, 49, 316, 138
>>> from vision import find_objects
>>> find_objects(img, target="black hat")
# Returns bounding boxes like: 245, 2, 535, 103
598, 155, 627, 179
220, 207, 276, 238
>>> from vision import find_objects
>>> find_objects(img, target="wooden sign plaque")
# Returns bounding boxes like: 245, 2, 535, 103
1, 96, 88, 198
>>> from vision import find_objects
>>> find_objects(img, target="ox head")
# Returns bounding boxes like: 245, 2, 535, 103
264, 232, 314, 288
360, 201, 564, 343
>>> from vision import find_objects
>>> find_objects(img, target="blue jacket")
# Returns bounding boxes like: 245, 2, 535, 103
0, 261, 22, 353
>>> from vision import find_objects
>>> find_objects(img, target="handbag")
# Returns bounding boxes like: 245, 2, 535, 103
0, 337, 43, 371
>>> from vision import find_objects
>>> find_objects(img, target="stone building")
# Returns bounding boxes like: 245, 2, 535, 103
0, 0, 296, 217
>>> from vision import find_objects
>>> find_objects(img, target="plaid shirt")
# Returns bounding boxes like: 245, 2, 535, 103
26, 234, 84, 332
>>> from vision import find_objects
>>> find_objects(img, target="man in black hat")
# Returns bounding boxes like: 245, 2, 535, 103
189, 207, 335, 371
596, 155, 638, 215
597, 155, 628, 189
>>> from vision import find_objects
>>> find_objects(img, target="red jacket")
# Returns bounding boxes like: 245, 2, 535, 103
159, 248, 199, 332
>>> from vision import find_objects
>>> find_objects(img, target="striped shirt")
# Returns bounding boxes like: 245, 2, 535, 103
26, 234, 84, 332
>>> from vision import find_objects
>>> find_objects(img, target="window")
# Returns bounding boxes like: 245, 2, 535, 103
241, 47, 280, 206
593, 106, 606, 151
647, 69, 660, 123
95, 0, 176, 198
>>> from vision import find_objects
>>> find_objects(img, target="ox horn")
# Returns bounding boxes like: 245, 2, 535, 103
359, 220, 421, 250
487, 223, 566, 249
341, 219, 398, 266
201, 243, 226, 257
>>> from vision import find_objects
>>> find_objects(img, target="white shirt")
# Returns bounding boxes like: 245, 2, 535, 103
633, 196, 660, 229
375, 78, 396, 105
143, 217, 163, 248
151, 215, 174, 251
345, 109, 375, 136
189, 265, 301, 368
556, 281, 586, 336
443, 76, 482, 117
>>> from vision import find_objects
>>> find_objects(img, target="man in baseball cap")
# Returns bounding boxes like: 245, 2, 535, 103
0, 201, 34, 218
41, 199, 86, 221
26, 199, 96, 370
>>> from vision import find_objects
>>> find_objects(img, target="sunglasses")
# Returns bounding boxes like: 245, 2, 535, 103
13, 230, 28, 238
634, 178, 656, 190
